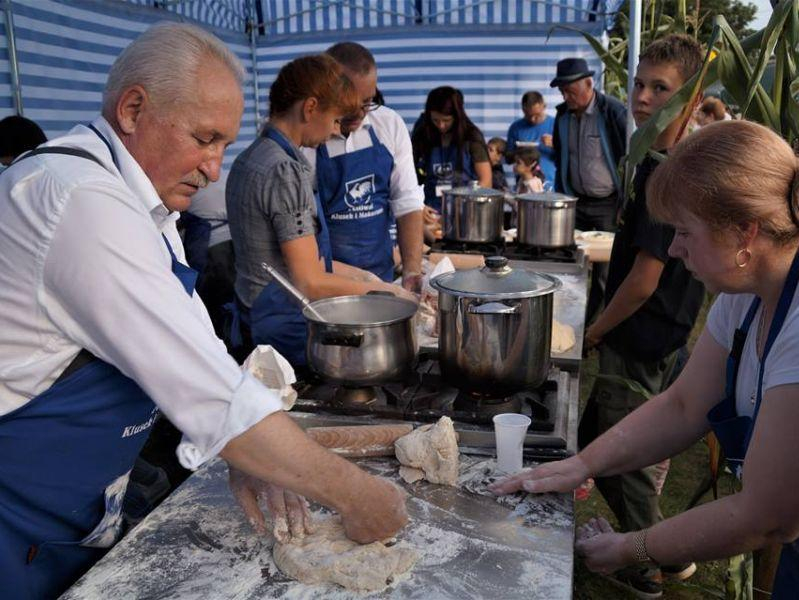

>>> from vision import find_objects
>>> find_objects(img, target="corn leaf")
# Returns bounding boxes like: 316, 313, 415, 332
714, 16, 781, 131
549, 25, 628, 89
742, 0, 794, 114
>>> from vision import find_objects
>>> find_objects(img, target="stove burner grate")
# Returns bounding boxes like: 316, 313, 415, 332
429, 239, 506, 257
503, 243, 580, 263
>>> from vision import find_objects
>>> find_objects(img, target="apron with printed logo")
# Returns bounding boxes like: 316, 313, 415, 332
316, 127, 395, 282
0, 131, 198, 599
422, 143, 476, 213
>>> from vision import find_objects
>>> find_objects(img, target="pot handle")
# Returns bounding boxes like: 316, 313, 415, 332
320, 331, 364, 347
467, 301, 520, 315
544, 201, 567, 209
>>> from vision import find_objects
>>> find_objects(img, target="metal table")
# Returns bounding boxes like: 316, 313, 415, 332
63, 256, 586, 600
64, 456, 574, 599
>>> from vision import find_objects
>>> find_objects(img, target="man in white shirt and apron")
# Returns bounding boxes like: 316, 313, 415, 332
0, 23, 407, 600
303, 42, 425, 291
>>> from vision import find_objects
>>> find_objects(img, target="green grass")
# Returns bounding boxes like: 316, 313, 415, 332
573, 293, 738, 598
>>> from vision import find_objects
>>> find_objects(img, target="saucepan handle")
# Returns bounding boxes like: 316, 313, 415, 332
320, 331, 365, 347
467, 301, 520, 315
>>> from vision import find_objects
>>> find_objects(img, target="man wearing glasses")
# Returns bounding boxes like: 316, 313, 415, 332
304, 42, 424, 291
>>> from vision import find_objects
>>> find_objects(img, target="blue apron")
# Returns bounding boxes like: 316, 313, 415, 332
181, 211, 228, 274
0, 138, 198, 599
422, 143, 476, 213
707, 248, 799, 598
242, 126, 333, 367
316, 126, 395, 282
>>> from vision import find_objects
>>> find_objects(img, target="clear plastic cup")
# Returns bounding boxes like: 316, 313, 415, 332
493, 413, 532, 474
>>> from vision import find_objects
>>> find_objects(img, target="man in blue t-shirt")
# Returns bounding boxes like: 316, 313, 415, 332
506, 91, 555, 187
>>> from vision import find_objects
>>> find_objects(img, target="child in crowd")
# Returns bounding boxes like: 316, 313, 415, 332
487, 137, 509, 192
512, 145, 545, 194
696, 96, 728, 126
578, 33, 706, 598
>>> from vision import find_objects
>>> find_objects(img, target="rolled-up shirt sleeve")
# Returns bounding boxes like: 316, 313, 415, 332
382, 110, 424, 218
263, 160, 318, 243
42, 180, 284, 470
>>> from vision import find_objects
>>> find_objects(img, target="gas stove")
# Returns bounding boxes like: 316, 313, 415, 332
429, 238, 584, 266
290, 351, 576, 460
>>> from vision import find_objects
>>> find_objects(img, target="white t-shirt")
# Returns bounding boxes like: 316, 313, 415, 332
0, 117, 283, 469
706, 290, 799, 417
301, 105, 424, 218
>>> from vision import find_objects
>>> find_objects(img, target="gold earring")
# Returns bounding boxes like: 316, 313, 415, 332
735, 248, 751, 268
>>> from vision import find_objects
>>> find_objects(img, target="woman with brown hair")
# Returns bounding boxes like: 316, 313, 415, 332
226, 54, 414, 366
412, 86, 492, 212
491, 120, 799, 598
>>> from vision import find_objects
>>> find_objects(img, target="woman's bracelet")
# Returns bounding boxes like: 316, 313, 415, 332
632, 529, 655, 564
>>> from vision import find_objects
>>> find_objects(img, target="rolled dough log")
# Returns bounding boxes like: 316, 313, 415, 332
273, 515, 418, 592
551, 319, 576, 353
394, 416, 459, 486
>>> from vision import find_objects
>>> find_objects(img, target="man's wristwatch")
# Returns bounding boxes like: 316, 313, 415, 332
632, 529, 655, 564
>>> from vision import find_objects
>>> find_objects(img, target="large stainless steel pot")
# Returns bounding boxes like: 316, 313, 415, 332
303, 294, 418, 386
431, 256, 561, 395
516, 192, 577, 248
442, 183, 505, 242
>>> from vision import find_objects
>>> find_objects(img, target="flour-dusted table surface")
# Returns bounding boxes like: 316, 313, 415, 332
64, 456, 574, 599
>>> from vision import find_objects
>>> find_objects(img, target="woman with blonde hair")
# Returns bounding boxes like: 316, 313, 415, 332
491, 120, 799, 597
227, 54, 414, 366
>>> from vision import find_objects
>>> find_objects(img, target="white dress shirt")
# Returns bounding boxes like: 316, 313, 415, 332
301, 105, 424, 217
0, 117, 283, 469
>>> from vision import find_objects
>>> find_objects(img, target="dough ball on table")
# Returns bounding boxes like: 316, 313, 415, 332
551, 319, 576, 354
273, 515, 418, 592
394, 416, 459, 486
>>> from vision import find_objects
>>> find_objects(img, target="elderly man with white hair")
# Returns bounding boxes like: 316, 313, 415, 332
0, 23, 407, 599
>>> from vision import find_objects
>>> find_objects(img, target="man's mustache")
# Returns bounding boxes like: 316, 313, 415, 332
182, 173, 209, 189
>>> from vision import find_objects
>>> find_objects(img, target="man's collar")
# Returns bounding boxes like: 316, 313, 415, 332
584, 93, 597, 115
333, 112, 372, 140
91, 116, 171, 224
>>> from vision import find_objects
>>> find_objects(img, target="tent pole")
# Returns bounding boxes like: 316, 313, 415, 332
626, 0, 642, 148
248, 0, 261, 133
3, 0, 24, 115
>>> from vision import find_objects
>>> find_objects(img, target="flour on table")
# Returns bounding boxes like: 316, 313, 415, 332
394, 416, 459, 486
551, 320, 576, 354
272, 515, 418, 593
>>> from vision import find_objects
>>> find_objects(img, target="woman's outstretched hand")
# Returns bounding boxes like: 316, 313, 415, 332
487, 455, 592, 495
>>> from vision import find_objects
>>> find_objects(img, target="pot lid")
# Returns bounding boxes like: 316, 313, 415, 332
515, 192, 577, 204
445, 182, 504, 199
430, 256, 561, 298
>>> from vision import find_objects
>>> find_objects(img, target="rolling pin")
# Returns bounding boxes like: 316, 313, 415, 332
306, 424, 413, 458
428, 252, 485, 270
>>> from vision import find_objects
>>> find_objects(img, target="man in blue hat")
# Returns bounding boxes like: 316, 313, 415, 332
551, 57, 627, 320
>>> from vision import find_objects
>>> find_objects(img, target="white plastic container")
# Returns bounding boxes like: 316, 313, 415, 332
493, 413, 532, 474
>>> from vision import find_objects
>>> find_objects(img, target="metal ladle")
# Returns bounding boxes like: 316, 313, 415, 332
260, 262, 328, 322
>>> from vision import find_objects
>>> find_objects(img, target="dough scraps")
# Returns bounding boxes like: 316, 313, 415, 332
272, 515, 418, 592
551, 319, 576, 354
394, 416, 459, 486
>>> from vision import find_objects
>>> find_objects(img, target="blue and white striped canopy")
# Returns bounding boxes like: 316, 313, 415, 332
1, 0, 612, 169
